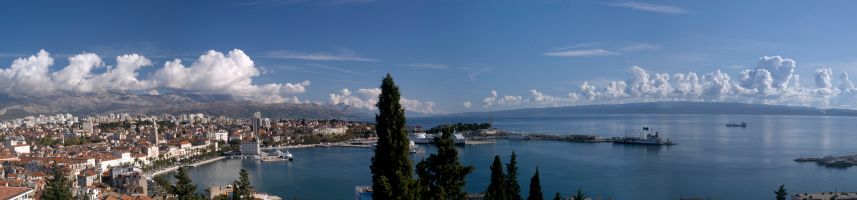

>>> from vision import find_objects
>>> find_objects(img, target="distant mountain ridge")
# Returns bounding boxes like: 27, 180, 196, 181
441, 102, 857, 117
0, 91, 371, 120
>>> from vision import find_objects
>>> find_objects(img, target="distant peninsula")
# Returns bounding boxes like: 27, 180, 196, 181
441, 102, 857, 117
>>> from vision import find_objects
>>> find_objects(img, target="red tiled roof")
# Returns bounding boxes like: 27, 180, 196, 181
0, 186, 30, 200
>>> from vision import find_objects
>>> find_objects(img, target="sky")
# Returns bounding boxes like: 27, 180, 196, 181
2, 0, 857, 114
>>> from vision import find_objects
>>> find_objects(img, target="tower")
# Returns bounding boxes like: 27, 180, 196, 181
151, 118, 159, 145
251, 111, 261, 138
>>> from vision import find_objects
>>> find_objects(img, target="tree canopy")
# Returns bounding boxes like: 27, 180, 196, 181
416, 127, 475, 200
42, 163, 73, 200
371, 73, 419, 200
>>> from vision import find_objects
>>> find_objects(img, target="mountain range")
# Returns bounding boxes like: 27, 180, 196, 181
440, 102, 857, 117
0, 91, 371, 120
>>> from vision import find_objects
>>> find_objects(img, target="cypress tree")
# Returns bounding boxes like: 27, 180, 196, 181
552, 192, 562, 200
169, 167, 203, 200
232, 169, 254, 200
371, 73, 419, 200
527, 168, 543, 200
42, 163, 73, 200
485, 155, 508, 200
775, 184, 787, 200
416, 127, 475, 200
506, 151, 522, 200
571, 188, 586, 200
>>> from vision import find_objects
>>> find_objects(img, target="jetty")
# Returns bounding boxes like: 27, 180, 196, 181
184, 156, 226, 167
793, 154, 857, 167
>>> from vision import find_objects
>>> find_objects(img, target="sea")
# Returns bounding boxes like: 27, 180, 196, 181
166, 114, 857, 200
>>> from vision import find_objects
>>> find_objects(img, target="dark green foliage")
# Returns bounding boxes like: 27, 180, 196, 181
527, 168, 543, 200
371, 74, 419, 200
42, 163, 73, 200
233, 169, 254, 200
154, 175, 171, 190
212, 195, 229, 200
775, 184, 788, 200
506, 151, 522, 200
168, 167, 203, 200
553, 192, 562, 200
485, 155, 508, 200
571, 188, 586, 200
426, 123, 491, 133
416, 128, 475, 200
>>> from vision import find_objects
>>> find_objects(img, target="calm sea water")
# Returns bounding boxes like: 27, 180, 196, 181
167, 114, 857, 199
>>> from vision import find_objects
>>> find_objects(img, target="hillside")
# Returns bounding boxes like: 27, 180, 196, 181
0, 91, 371, 119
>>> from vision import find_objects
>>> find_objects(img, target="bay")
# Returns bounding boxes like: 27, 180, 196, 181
168, 114, 857, 199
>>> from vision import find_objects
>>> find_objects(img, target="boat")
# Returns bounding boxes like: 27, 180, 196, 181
825, 160, 853, 166
282, 150, 293, 160
612, 127, 676, 145
274, 150, 294, 160
408, 131, 466, 145
408, 132, 433, 144
726, 122, 747, 127
507, 132, 531, 140
453, 132, 467, 145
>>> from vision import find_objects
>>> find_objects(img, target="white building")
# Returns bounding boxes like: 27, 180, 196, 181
313, 126, 347, 136
240, 140, 260, 155
207, 131, 229, 142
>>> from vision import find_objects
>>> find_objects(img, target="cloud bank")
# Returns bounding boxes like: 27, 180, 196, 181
480, 56, 857, 109
329, 88, 436, 113
2, 49, 309, 103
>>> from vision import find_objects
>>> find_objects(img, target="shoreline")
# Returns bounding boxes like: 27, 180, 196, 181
150, 156, 227, 176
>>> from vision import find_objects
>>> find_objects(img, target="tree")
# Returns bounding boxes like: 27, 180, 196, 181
370, 73, 419, 200
212, 194, 229, 200
233, 169, 254, 200
485, 155, 508, 200
527, 168, 543, 200
570, 188, 586, 200
775, 184, 788, 200
416, 128, 475, 200
553, 192, 562, 200
506, 151, 522, 200
169, 167, 203, 200
42, 163, 73, 200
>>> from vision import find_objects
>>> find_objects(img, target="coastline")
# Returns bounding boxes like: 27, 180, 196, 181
150, 156, 227, 176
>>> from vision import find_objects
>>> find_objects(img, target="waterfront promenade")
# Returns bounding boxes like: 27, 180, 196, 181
150, 156, 227, 177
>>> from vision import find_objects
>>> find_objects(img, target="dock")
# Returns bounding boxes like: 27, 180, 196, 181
464, 140, 496, 145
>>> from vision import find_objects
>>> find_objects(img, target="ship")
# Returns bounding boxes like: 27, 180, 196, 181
407, 131, 466, 145
726, 122, 748, 127
612, 127, 676, 145
507, 132, 531, 140
408, 132, 433, 144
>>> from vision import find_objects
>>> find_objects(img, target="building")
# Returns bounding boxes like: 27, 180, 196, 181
0, 186, 33, 200
240, 139, 260, 156
251, 112, 262, 138
355, 186, 372, 200
3, 137, 29, 155
792, 192, 857, 200
207, 131, 229, 142
206, 185, 233, 200
313, 127, 347, 136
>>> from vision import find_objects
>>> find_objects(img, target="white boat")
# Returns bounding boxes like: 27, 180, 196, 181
453, 132, 467, 145
408, 132, 433, 144
282, 150, 293, 160
507, 132, 530, 140
274, 150, 294, 160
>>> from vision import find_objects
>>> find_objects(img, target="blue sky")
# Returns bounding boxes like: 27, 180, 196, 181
2, 0, 857, 114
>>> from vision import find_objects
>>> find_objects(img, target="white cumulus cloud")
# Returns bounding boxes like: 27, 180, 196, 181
0, 49, 309, 103
329, 88, 436, 113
